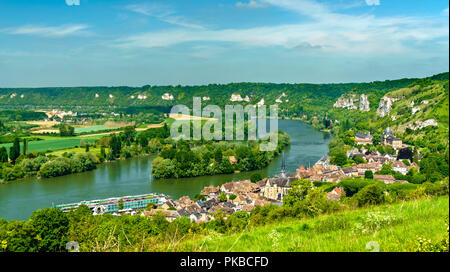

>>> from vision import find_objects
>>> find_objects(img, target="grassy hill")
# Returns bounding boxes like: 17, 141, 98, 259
169, 196, 448, 252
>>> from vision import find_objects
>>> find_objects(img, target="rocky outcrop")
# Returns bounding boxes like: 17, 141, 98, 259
333, 95, 357, 110
359, 94, 370, 111
376, 96, 398, 117
412, 106, 421, 114
408, 119, 439, 130
334, 94, 369, 111
230, 94, 250, 102
275, 93, 288, 103
202, 96, 210, 101
162, 93, 174, 100
256, 98, 265, 107
137, 94, 147, 100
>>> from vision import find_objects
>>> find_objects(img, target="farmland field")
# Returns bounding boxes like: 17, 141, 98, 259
0, 135, 102, 154
74, 125, 111, 133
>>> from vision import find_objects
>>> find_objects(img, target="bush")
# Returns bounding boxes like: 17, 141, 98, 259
226, 211, 250, 232
354, 183, 386, 206
336, 178, 381, 197
364, 170, 373, 179
250, 173, 263, 183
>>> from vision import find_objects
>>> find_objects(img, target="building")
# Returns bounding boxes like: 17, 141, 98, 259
356, 163, 382, 175
355, 132, 373, 145
327, 187, 344, 201
382, 126, 402, 149
261, 155, 297, 201
341, 166, 359, 177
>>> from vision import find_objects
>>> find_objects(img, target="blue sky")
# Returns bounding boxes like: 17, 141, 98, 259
0, 0, 448, 87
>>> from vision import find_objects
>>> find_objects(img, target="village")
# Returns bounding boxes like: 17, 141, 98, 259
143, 126, 419, 223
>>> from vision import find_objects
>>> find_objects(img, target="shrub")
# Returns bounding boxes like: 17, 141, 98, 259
364, 170, 373, 179
354, 183, 386, 206
250, 173, 263, 183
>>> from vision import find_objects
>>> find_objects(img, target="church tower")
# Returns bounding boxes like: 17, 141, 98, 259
280, 153, 286, 178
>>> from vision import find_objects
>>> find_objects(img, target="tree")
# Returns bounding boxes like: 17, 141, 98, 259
23, 138, 27, 155
0, 147, 8, 163
250, 173, 263, 183
397, 147, 413, 162
59, 124, 75, 136
283, 179, 313, 207
354, 183, 385, 207
30, 208, 69, 252
9, 137, 21, 164
330, 150, 347, 167
138, 134, 149, 149
109, 134, 122, 159
100, 146, 106, 158
218, 191, 227, 202
364, 170, 374, 179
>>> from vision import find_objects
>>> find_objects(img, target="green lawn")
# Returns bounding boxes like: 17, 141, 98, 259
175, 196, 449, 252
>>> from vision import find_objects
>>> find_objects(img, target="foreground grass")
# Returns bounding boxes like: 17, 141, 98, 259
174, 196, 448, 252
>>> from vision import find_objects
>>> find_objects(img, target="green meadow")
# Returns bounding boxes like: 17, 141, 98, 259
174, 196, 448, 252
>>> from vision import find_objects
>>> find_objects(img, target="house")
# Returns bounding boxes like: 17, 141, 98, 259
220, 180, 260, 195
161, 200, 176, 210
355, 132, 373, 145
175, 196, 194, 209
392, 161, 408, 175
201, 186, 220, 198
327, 187, 344, 201
382, 126, 402, 149
356, 163, 382, 175
373, 174, 396, 184
347, 148, 365, 159
341, 166, 359, 177
365, 155, 388, 164
242, 204, 255, 212
143, 209, 180, 222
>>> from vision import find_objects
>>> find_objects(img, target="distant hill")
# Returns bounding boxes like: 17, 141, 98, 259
3, 74, 446, 117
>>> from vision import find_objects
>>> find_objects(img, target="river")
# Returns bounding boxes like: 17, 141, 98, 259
0, 120, 331, 220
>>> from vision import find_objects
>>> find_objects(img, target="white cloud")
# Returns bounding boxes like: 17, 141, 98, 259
116, 0, 448, 58
365, 0, 380, 6
125, 3, 204, 29
0, 24, 89, 37
236, 0, 267, 8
